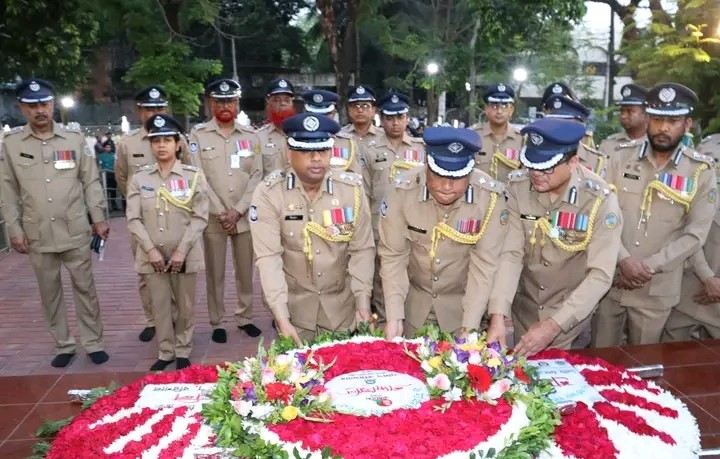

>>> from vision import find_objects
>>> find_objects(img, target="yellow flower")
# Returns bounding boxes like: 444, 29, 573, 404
428, 356, 443, 370
487, 357, 502, 368
281, 405, 299, 421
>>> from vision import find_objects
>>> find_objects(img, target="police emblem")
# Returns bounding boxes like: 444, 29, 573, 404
219, 81, 230, 92
357, 86, 366, 94
303, 116, 320, 132
497, 83, 506, 92
391, 95, 399, 104
189, 142, 198, 153
249, 205, 258, 222
530, 133, 544, 145
29, 81, 40, 92
149, 88, 160, 99
448, 142, 464, 153
659, 87, 676, 103
710, 188, 718, 204
153, 116, 165, 128
380, 199, 388, 217
313, 93, 324, 103
552, 84, 562, 94
500, 209, 509, 226
553, 99, 562, 109
604, 213, 618, 229
278, 80, 288, 88
622, 87, 631, 97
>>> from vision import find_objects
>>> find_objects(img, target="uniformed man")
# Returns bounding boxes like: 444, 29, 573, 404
488, 118, 622, 355
541, 82, 579, 106
115, 85, 170, 342
250, 113, 375, 343
363, 90, 427, 318
663, 136, 720, 341
189, 78, 263, 342
543, 96, 607, 178
126, 114, 209, 371
592, 83, 717, 346
0, 78, 109, 367
341, 85, 382, 149
379, 127, 507, 339
469, 83, 523, 181
256, 77, 295, 175
301, 89, 362, 173
598, 84, 649, 159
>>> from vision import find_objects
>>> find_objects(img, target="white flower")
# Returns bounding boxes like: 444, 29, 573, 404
261, 368, 276, 385
250, 404, 275, 420
418, 344, 431, 358
486, 378, 512, 400
305, 369, 318, 379
428, 374, 451, 391
230, 400, 253, 417
275, 354, 292, 366
467, 332, 479, 344
236, 370, 251, 383
468, 351, 482, 365
443, 387, 462, 402
421, 360, 433, 373
317, 392, 331, 403
287, 369, 304, 384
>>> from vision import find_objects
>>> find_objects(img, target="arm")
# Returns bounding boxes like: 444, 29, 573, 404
553, 194, 623, 332
643, 166, 716, 273
461, 192, 507, 329
250, 186, 290, 320
114, 139, 129, 196
126, 176, 155, 253
377, 189, 411, 321
176, 171, 210, 255
347, 186, 375, 311
79, 139, 107, 224
188, 130, 224, 216
0, 143, 24, 239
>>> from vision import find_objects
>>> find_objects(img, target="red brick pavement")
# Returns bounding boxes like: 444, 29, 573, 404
0, 217, 277, 376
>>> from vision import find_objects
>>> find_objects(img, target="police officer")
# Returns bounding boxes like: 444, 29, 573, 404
362, 90, 426, 319
592, 83, 717, 346
342, 85, 382, 148
115, 85, 171, 342
256, 77, 295, 175
488, 119, 622, 355
250, 113, 375, 344
470, 83, 523, 181
127, 114, 209, 371
598, 84, 649, 159
379, 127, 507, 338
189, 78, 263, 342
541, 82, 579, 106
0, 78, 109, 367
301, 89, 362, 173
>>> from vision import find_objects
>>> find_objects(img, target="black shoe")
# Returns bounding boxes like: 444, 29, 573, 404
89, 350, 109, 364
150, 359, 174, 371
176, 358, 191, 370
211, 328, 227, 343
51, 353, 75, 368
139, 327, 156, 342
239, 324, 262, 337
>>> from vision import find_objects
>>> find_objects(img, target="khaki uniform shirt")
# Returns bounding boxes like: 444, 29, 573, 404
490, 167, 622, 332
341, 123, 383, 151
250, 169, 375, 331
378, 168, 507, 332
606, 142, 717, 308
577, 142, 608, 179
361, 133, 426, 234
598, 131, 648, 162
126, 162, 209, 274
188, 118, 263, 234
256, 123, 288, 175
0, 123, 107, 253
470, 122, 523, 181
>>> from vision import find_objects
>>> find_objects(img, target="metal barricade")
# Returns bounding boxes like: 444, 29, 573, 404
0, 214, 8, 253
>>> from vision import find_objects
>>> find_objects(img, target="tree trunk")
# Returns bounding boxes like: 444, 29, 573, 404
468, 17, 482, 125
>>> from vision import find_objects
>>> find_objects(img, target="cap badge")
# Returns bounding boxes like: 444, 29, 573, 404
278, 80, 288, 88
622, 87, 631, 97
29, 81, 40, 92
303, 116, 320, 132
448, 142, 464, 153
552, 84, 563, 94
497, 84, 506, 92
391, 95, 399, 103
149, 88, 160, 99
659, 87, 676, 103
553, 99, 562, 109
153, 116, 166, 128
219, 81, 230, 92
357, 86, 365, 94
530, 133, 544, 145
312, 93, 324, 103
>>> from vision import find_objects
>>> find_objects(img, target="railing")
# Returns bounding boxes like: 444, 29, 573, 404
0, 214, 8, 253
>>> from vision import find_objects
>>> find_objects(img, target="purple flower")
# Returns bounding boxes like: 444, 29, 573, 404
454, 348, 470, 363
296, 353, 307, 366
489, 341, 502, 353
455, 337, 467, 345
243, 387, 257, 403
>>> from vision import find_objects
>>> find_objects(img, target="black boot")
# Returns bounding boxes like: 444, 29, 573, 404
89, 351, 109, 364
238, 324, 262, 337
51, 353, 75, 368
176, 358, 191, 370
211, 328, 227, 343
139, 327, 156, 342
150, 359, 175, 371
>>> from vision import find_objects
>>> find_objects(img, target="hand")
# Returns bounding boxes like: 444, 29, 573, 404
92, 221, 110, 240
354, 308, 375, 333
703, 277, 720, 298
147, 247, 166, 272
10, 236, 29, 254
384, 320, 404, 340
275, 317, 302, 346
514, 319, 562, 357
226, 224, 239, 236
693, 291, 720, 305
486, 314, 507, 347
618, 257, 652, 285
220, 209, 241, 231
165, 250, 186, 273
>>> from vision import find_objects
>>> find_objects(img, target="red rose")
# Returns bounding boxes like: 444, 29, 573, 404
467, 364, 492, 392
265, 382, 295, 403
310, 385, 326, 396
437, 341, 452, 353
514, 366, 531, 384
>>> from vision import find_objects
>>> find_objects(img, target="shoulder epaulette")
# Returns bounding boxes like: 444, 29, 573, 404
182, 164, 199, 172
5, 126, 24, 136
507, 169, 530, 182
256, 123, 271, 131
686, 148, 715, 166
238, 124, 256, 133
471, 170, 505, 194
137, 164, 156, 172
191, 123, 206, 132
335, 131, 353, 140
331, 170, 363, 187
699, 134, 716, 145
603, 132, 623, 141
122, 128, 140, 137
392, 168, 423, 190
262, 169, 286, 188
60, 124, 82, 133
410, 137, 425, 145
580, 142, 604, 157
581, 176, 613, 197
468, 122, 483, 131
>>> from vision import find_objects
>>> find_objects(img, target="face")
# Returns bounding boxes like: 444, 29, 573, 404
348, 101, 376, 125
103, 144, 112, 153
267, 94, 294, 113
426, 167, 471, 206
138, 106, 167, 125
150, 136, 180, 162
647, 116, 691, 153
484, 102, 514, 126
528, 155, 578, 193
289, 148, 331, 185
209, 97, 239, 123
19, 100, 54, 130
619, 105, 648, 131
381, 113, 408, 139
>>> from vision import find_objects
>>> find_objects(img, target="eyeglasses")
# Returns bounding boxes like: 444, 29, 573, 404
349, 103, 373, 111
528, 156, 572, 175
487, 103, 513, 110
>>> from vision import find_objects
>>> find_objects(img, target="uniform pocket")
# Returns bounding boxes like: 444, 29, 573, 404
22, 219, 40, 241
66, 210, 90, 237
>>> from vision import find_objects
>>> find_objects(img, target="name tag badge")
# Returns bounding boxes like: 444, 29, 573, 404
20, 152, 34, 159
132, 153, 145, 158
477, 151, 487, 156
284, 214, 304, 221
141, 185, 155, 192
520, 214, 539, 221
375, 157, 387, 163
407, 225, 427, 234
230, 154, 241, 169
623, 173, 640, 180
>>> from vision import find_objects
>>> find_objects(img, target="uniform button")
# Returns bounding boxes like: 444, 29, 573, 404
379, 167, 384, 171
435, 258, 441, 265
159, 228, 164, 232
159, 213, 164, 216
309, 209, 314, 214
45, 178, 50, 183
432, 293, 437, 298
42, 141, 47, 145
317, 272, 322, 277
640, 218, 647, 224
159, 244, 164, 247
50, 217, 55, 221
44, 160, 49, 164
634, 241, 640, 247
540, 285, 545, 290
162, 183, 166, 187
539, 305, 544, 310
622, 187, 627, 192
289, 232, 294, 237
543, 261, 549, 267
228, 172, 233, 176
48, 198, 52, 202
443, 214, 448, 219
229, 188, 234, 192
226, 139, 230, 143
433, 276, 438, 281
316, 250, 320, 254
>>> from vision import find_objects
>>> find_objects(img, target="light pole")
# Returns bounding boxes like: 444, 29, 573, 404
426, 62, 441, 125
60, 96, 75, 125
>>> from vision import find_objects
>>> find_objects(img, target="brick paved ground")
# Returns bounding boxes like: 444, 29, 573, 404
0, 217, 277, 376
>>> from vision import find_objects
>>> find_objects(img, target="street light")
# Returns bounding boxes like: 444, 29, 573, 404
512, 67, 528, 83
465, 82, 472, 92
427, 62, 440, 75
60, 96, 75, 124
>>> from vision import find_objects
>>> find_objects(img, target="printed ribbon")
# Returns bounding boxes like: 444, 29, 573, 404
529, 196, 604, 253
429, 192, 498, 261
303, 186, 362, 263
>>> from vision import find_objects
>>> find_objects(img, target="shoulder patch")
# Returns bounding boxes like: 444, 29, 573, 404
472, 170, 505, 193
5, 126, 24, 136
262, 169, 286, 188
507, 169, 530, 182
331, 170, 363, 187
182, 164, 199, 171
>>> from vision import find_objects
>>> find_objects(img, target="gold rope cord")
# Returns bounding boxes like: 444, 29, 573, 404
490, 153, 520, 179
155, 172, 199, 213
303, 185, 361, 262
639, 163, 708, 224
529, 196, 603, 253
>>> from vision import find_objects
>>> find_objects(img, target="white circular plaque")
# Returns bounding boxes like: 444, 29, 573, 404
325, 370, 429, 416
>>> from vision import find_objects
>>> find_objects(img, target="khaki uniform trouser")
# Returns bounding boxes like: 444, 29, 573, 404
295, 305, 355, 341
662, 307, 720, 342
372, 251, 385, 322
591, 295, 673, 346
29, 246, 104, 355
146, 273, 197, 360
204, 227, 254, 328
129, 235, 154, 327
